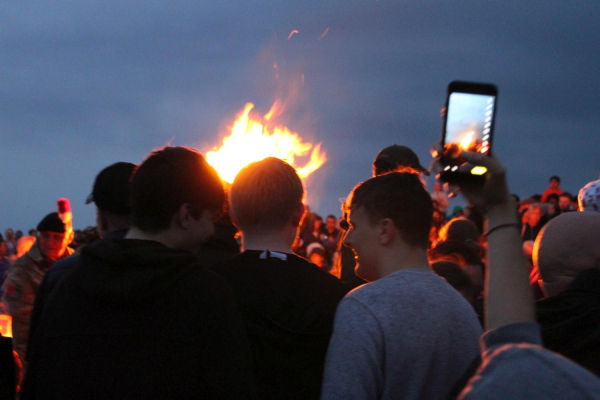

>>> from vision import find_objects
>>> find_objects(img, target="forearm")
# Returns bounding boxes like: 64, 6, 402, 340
484, 199, 535, 330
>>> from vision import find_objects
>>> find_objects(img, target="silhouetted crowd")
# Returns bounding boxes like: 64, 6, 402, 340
1, 143, 600, 399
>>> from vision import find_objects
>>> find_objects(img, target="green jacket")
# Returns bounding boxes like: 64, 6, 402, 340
0, 240, 73, 368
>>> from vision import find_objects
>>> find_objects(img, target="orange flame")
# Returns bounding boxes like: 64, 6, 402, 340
0, 315, 12, 338
206, 102, 327, 183
460, 131, 475, 150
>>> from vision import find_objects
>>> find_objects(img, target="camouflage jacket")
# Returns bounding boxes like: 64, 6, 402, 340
0, 241, 73, 367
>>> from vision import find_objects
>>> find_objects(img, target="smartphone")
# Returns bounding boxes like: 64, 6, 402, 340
439, 81, 498, 184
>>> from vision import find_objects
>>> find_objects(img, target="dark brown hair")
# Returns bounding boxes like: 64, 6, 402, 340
130, 147, 224, 232
346, 172, 432, 249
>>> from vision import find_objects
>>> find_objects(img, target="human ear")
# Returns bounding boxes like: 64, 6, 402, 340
291, 202, 306, 228
177, 204, 195, 229
379, 218, 395, 245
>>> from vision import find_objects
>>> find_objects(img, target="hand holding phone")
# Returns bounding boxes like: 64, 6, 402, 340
439, 81, 498, 184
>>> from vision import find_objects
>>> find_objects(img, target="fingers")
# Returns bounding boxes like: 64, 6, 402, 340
460, 151, 505, 174
430, 142, 443, 158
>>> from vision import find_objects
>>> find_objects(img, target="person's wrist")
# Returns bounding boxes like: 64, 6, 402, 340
486, 198, 519, 226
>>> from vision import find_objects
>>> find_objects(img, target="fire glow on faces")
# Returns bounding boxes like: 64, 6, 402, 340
343, 207, 381, 282
39, 231, 69, 261
206, 102, 326, 184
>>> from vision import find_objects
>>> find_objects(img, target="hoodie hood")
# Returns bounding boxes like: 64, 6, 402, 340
75, 238, 201, 306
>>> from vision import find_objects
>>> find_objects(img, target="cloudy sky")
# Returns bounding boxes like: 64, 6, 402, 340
2, 1, 599, 230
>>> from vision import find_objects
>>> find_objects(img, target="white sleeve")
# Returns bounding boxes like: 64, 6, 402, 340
321, 297, 384, 400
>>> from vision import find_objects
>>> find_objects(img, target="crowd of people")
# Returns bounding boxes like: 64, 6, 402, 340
0, 142, 599, 399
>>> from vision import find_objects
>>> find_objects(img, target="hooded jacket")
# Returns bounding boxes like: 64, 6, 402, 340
536, 268, 600, 376
22, 238, 256, 399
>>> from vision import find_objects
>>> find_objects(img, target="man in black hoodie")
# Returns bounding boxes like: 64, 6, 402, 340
534, 211, 600, 376
212, 157, 348, 400
22, 147, 256, 399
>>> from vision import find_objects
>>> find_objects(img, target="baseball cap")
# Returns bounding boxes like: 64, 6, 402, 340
86, 162, 137, 215
578, 179, 600, 212
373, 145, 430, 177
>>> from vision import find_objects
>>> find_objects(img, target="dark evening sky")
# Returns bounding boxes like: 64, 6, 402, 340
2, 1, 599, 230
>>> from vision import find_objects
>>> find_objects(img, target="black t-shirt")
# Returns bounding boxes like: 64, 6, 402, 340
211, 250, 349, 400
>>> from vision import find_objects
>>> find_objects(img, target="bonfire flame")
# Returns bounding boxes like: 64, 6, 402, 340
460, 131, 475, 150
206, 102, 327, 183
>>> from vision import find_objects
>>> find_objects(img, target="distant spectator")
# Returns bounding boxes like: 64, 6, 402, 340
521, 203, 545, 242
431, 181, 449, 214
558, 192, 574, 214
307, 242, 328, 269
27, 230, 36, 237
3, 230, 16, 259
14, 231, 23, 243
545, 202, 560, 220
546, 192, 559, 207
451, 206, 464, 218
534, 212, 600, 376
431, 261, 477, 308
578, 178, 600, 212
541, 175, 563, 203
0, 213, 74, 369
320, 215, 340, 264
438, 217, 480, 244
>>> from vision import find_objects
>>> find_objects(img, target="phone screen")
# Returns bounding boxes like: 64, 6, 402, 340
444, 92, 496, 157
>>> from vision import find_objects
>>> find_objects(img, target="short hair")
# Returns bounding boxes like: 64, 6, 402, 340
550, 176, 561, 183
529, 203, 543, 213
438, 218, 480, 243
131, 147, 224, 232
431, 261, 476, 303
326, 214, 336, 221
230, 157, 304, 233
345, 172, 432, 249
559, 192, 572, 199
546, 193, 560, 203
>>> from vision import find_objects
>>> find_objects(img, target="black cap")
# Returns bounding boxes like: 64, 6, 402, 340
373, 145, 430, 177
37, 212, 66, 233
86, 162, 137, 215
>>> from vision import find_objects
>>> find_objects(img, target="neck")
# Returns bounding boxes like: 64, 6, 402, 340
379, 244, 430, 278
242, 230, 293, 253
126, 226, 186, 251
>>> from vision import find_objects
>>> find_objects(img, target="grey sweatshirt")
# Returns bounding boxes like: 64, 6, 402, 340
322, 268, 482, 400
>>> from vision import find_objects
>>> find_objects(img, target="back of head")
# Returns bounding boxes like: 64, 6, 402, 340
230, 157, 304, 233
86, 162, 137, 215
131, 147, 224, 232
347, 172, 432, 249
439, 217, 480, 243
578, 178, 600, 212
533, 211, 600, 297
431, 261, 476, 305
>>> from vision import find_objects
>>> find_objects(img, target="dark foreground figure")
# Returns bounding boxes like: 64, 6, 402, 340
22, 147, 256, 399
212, 158, 348, 399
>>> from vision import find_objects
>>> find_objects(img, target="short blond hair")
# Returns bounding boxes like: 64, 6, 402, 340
230, 157, 304, 233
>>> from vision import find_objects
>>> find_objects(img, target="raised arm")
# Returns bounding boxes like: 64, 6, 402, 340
456, 151, 535, 330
